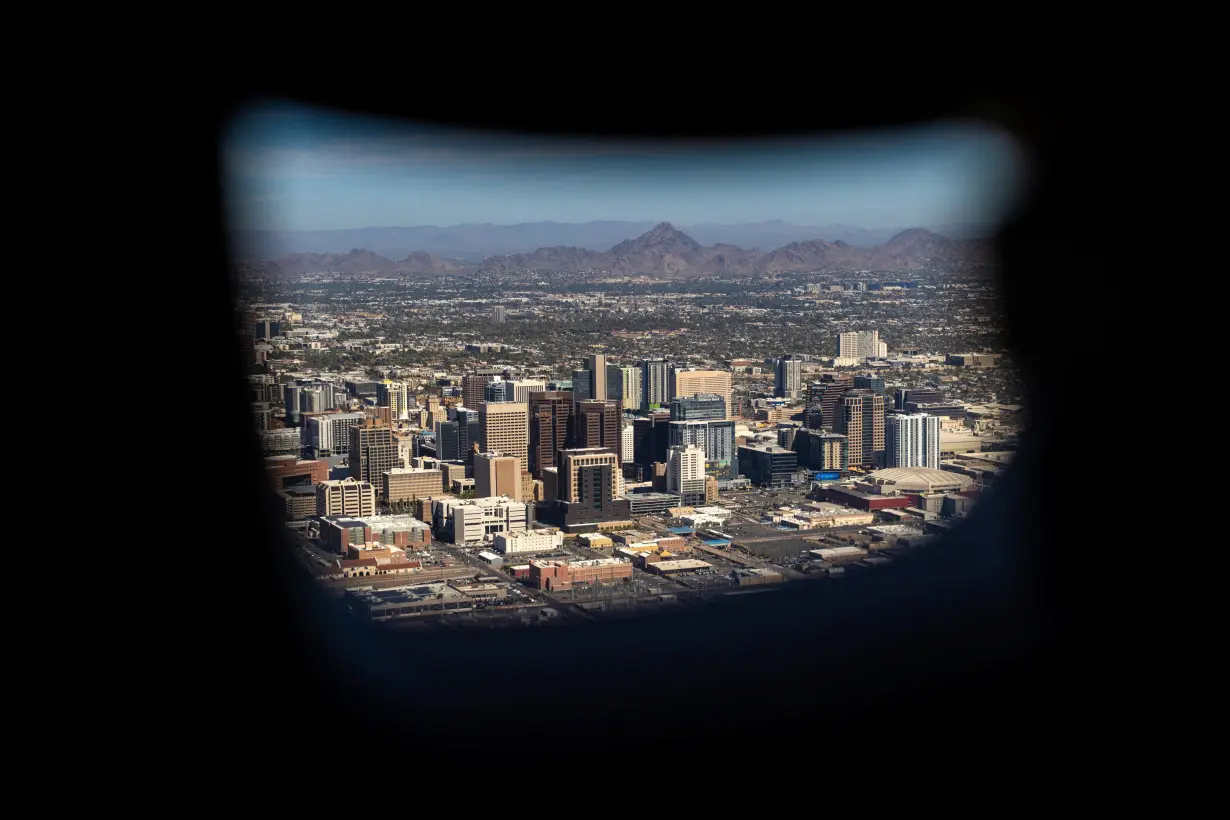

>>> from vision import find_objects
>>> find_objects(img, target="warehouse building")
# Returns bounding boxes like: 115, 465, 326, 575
808, 546, 868, 563
732, 568, 783, 586
345, 582, 473, 620
645, 558, 713, 576
529, 557, 633, 591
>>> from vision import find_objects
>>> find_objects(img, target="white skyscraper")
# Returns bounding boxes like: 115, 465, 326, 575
667, 444, 706, 503
837, 330, 882, 360
621, 421, 634, 463
640, 359, 670, 411
619, 366, 642, 411
511, 379, 547, 404
886, 413, 940, 469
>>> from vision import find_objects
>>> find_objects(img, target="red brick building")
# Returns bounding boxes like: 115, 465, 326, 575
529, 558, 633, 591
265, 456, 329, 490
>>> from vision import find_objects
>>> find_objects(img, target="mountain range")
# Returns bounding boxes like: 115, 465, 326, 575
258, 223, 989, 278
236, 219, 995, 261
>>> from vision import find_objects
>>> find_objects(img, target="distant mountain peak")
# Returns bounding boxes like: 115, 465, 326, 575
886, 228, 946, 245
258, 222, 987, 277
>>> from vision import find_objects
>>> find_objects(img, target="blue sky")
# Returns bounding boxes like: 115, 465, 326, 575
223, 99, 1027, 232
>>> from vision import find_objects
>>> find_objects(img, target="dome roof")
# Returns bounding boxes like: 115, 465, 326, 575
865, 466, 972, 492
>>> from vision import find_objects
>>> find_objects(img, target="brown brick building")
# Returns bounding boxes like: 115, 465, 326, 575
265, 456, 329, 490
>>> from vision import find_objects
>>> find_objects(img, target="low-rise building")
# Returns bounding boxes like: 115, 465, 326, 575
576, 533, 613, 549
317, 477, 376, 517
529, 557, 633, 591
432, 495, 530, 546
346, 582, 473, 620
492, 528, 563, 555
732, 567, 783, 585
280, 484, 318, 521
383, 467, 444, 504
356, 514, 433, 549
808, 546, 868, 563
646, 558, 713, 575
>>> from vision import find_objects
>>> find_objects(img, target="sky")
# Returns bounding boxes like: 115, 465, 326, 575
223, 99, 1027, 233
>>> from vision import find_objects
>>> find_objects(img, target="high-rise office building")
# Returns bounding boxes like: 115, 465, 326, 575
669, 368, 733, 419
377, 380, 413, 418
511, 379, 546, 404
474, 452, 522, 500
640, 359, 670, 412
317, 477, 376, 518
605, 364, 624, 407
621, 422, 634, 464
479, 401, 529, 473
485, 379, 515, 403
491, 305, 507, 324
632, 412, 671, 474
587, 354, 608, 401
255, 319, 281, 340
571, 369, 592, 403
669, 419, 738, 480
349, 424, 398, 492
434, 420, 460, 461
455, 408, 480, 462
837, 389, 886, 469
300, 388, 330, 415
667, 444, 707, 505
853, 375, 886, 394
777, 425, 800, 450
669, 394, 726, 421
462, 373, 494, 410
283, 384, 302, 427
559, 448, 619, 506
573, 400, 621, 458
775, 356, 802, 399
738, 443, 799, 488
886, 413, 941, 469
837, 330, 882, 360
528, 391, 572, 479
618, 366, 641, 412
894, 387, 944, 410
791, 429, 849, 473
305, 412, 365, 458
810, 375, 854, 429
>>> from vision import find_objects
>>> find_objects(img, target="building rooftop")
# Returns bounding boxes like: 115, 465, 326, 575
357, 514, 431, 531
739, 442, 793, 453
867, 524, 927, 536
531, 557, 631, 569
865, 467, 974, 492
652, 559, 713, 572
346, 582, 466, 607
322, 517, 366, 529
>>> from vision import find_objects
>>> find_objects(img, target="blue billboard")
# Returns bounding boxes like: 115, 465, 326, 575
815, 471, 841, 481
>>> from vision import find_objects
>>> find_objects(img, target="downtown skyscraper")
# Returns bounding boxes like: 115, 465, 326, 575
886, 413, 941, 469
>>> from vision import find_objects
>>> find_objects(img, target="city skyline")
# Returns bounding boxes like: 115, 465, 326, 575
224, 100, 1026, 233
